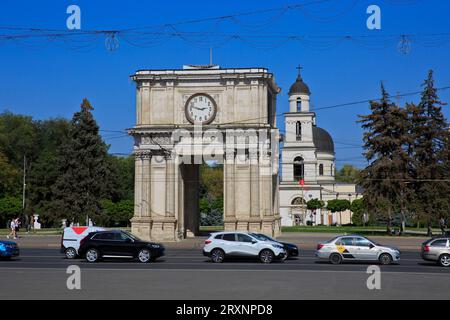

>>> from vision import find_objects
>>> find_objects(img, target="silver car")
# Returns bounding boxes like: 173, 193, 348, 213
421, 237, 450, 267
315, 235, 401, 265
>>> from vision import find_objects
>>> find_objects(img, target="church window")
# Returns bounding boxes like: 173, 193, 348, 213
296, 99, 302, 112
293, 156, 304, 181
319, 164, 324, 176
296, 122, 302, 141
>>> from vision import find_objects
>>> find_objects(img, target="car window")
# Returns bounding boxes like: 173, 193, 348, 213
431, 239, 449, 247
222, 234, 236, 242
336, 237, 354, 246
354, 237, 372, 247
93, 233, 114, 240
237, 234, 254, 243
214, 234, 223, 240
116, 232, 133, 241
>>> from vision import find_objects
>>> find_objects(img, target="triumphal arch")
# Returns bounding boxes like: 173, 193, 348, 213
129, 65, 281, 241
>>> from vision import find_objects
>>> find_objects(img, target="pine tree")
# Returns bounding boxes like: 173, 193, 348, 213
51, 99, 110, 225
358, 83, 411, 234
409, 70, 449, 236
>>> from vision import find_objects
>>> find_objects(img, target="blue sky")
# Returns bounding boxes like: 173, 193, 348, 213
1, 0, 449, 168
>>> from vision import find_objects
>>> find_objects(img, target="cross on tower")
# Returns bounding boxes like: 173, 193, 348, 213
296, 65, 303, 78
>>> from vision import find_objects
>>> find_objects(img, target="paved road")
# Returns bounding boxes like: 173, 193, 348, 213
1, 247, 449, 300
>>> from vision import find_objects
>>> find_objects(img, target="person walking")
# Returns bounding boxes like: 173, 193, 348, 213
14, 217, 20, 239
7, 218, 16, 239
440, 217, 447, 236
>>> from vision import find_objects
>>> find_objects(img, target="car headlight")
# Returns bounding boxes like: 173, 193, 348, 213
273, 244, 284, 250
151, 244, 160, 248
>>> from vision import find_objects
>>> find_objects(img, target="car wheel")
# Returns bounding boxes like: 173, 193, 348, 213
211, 249, 225, 263
379, 253, 393, 265
138, 249, 151, 263
65, 247, 77, 259
329, 253, 342, 265
438, 254, 450, 267
259, 249, 274, 264
85, 248, 100, 263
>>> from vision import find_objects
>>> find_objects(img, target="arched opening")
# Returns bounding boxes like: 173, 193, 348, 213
291, 197, 306, 226
296, 121, 302, 141
319, 163, 324, 176
296, 98, 302, 112
293, 156, 304, 181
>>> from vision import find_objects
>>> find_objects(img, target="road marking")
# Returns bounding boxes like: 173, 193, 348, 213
0, 267, 449, 276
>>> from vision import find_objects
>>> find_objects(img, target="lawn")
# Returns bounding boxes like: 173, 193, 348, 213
281, 225, 441, 236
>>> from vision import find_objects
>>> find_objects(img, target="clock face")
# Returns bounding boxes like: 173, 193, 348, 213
185, 93, 217, 125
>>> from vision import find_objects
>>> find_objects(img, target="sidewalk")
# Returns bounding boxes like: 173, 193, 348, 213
3, 232, 430, 251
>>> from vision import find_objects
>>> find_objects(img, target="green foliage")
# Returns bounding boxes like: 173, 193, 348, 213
101, 199, 134, 227
306, 198, 324, 211
200, 163, 223, 199
335, 164, 360, 183
0, 151, 20, 196
0, 196, 22, 227
51, 99, 111, 224
199, 163, 224, 226
350, 198, 365, 226
326, 199, 350, 213
358, 83, 412, 233
407, 70, 449, 235
0, 111, 38, 167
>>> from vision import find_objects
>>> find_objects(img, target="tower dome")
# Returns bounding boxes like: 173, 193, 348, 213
289, 68, 311, 96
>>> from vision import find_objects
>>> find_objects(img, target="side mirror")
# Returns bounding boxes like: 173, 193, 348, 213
369, 243, 375, 249
125, 238, 133, 243
252, 240, 257, 244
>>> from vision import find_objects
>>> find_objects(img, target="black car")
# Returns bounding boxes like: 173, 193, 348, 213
254, 234, 299, 258
78, 230, 165, 263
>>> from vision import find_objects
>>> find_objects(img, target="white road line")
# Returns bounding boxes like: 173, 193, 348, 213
0, 267, 448, 276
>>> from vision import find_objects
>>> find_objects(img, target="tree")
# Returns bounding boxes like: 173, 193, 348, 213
0, 196, 22, 227
306, 198, 324, 225
358, 83, 411, 235
335, 165, 360, 183
0, 111, 38, 168
101, 199, 134, 227
0, 151, 20, 197
326, 199, 350, 226
51, 99, 110, 225
350, 198, 366, 226
408, 70, 449, 236
27, 119, 70, 219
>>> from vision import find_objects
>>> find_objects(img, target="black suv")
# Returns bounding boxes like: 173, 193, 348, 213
78, 230, 165, 263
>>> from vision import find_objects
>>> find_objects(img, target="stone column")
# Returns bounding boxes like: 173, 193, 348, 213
249, 152, 261, 232
223, 151, 236, 231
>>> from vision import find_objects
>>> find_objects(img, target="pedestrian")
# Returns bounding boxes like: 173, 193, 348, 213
7, 218, 16, 239
14, 217, 20, 239
440, 217, 447, 235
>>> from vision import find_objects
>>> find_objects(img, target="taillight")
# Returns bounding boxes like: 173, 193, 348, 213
317, 244, 324, 250
205, 240, 212, 245
424, 245, 430, 252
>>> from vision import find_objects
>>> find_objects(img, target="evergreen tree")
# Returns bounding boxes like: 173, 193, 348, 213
408, 70, 449, 236
51, 99, 110, 225
358, 83, 411, 234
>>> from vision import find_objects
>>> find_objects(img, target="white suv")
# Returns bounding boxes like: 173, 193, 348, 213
203, 232, 286, 263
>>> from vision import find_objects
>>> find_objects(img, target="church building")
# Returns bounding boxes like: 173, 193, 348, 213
279, 69, 361, 226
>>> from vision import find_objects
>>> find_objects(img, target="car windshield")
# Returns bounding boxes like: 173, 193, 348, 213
250, 233, 271, 241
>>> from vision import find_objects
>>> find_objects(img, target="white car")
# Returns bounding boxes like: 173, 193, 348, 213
315, 235, 401, 265
203, 231, 287, 263
60, 226, 106, 259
